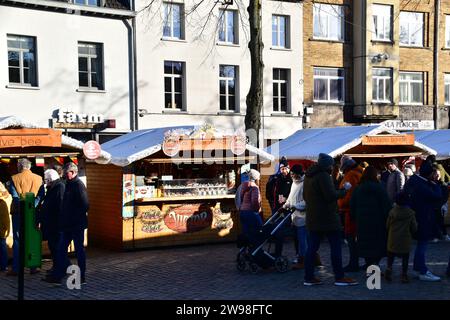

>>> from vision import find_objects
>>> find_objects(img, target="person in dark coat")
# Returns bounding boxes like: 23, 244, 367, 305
37, 169, 66, 274
430, 168, 450, 241
350, 166, 392, 268
44, 162, 89, 284
403, 160, 442, 281
303, 153, 357, 287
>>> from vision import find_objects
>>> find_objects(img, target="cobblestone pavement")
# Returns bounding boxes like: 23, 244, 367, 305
1, 238, 449, 300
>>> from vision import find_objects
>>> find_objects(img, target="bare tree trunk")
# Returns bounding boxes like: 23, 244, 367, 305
245, 0, 264, 147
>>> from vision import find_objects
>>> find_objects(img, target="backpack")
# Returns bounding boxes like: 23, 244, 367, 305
265, 174, 278, 204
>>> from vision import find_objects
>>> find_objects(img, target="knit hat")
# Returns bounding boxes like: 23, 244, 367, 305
318, 153, 334, 169
291, 164, 304, 176
419, 160, 434, 177
279, 157, 289, 169
340, 157, 356, 171
248, 169, 261, 182
387, 158, 399, 167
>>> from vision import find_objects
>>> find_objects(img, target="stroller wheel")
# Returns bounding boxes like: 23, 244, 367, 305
250, 263, 259, 274
274, 256, 289, 273
236, 252, 247, 272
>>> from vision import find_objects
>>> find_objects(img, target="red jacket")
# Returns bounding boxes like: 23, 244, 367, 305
338, 166, 363, 236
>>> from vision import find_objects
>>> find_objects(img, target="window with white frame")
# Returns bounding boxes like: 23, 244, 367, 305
313, 3, 344, 41
399, 72, 423, 104
372, 68, 392, 103
273, 68, 290, 112
163, 2, 184, 39
74, 0, 99, 6
445, 15, 450, 48
219, 65, 237, 111
372, 4, 392, 41
78, 42, 104, 90
444, 74, 450, 105
219, 10, 238, 44
313, 68, 345, 103
7, 35, 37, 86
272, 15, 289, 48
399, 11, 424, 46
164, 61, 184, 109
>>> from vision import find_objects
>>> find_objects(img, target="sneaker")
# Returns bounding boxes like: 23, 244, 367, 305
334, 277, 358, 286
430, 238, 439, 244
384, 268, 392, 282
42, 275, 62, 285
303, 278, 323, 286
292, 257, 299, 264
418, 271, 441, 282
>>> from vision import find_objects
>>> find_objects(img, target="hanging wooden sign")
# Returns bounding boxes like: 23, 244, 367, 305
0, 129, 62, 148
361, 134, 415, 146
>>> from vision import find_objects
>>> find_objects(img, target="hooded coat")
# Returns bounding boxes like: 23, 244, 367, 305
338, 165, 363, 236
303, 164, 346, 232
350, 181, 392, 258
0, 186, 12, 239
386, 205, 418, 254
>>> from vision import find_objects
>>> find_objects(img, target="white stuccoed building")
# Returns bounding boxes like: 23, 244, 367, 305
0, 0, 135, 143
135, 0, 304, 144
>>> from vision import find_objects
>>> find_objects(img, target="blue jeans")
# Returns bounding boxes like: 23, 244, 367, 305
413, 240, 428, 274
0, 238, 7, 271
53, 229, 86, 279
305, 230, 344, 281
296, 226, 308, 257
239, 211, 263, 240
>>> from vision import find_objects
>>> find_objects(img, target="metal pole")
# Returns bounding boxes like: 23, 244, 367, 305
434, 0, 441, 129
18, 199, 24, 301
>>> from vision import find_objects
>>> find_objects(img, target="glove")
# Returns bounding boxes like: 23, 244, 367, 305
343, 182, 352, 191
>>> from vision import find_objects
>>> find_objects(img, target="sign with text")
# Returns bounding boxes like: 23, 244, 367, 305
383, 120, 434, 131
83, 140, 102, 160
163, 203, 213, 233
362, 134, 415, 146
0, 129, 62, 148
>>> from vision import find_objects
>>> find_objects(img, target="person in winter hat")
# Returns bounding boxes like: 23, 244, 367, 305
283, 164, 308, 269
303, 153, 357, 286
385, 192, 417, 283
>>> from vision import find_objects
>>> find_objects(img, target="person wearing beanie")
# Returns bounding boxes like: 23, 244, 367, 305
386, 158, 405, 203
303, 153, 357, 286
403, 160, 443, 281
238, 168, 263, 246
338, 156, 364, 272
37, 169, 67, 275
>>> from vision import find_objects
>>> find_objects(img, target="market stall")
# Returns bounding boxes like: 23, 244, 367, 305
0, 116, 111, 253
261, 124, 436, 217
86, 125, 273, 250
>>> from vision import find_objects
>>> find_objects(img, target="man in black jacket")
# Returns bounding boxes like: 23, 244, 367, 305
44, 162, 89, 285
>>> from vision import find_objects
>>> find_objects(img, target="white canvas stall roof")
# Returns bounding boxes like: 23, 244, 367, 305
0, 116, 112, 161
265, 124, 436, 161
412, 130, 450, 160
99, 125, 275, 167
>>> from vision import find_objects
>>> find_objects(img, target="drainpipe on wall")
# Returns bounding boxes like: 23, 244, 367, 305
124, 0, 138, 131
434, 0, 440, 129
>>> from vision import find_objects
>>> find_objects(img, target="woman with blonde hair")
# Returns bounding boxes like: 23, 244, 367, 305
0, 182, 12, 272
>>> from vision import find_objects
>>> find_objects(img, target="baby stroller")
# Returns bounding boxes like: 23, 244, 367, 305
236, 207, 295, 274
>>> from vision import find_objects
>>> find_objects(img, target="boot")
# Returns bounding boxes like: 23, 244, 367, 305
401, 273, 409, 284
384, 268, 392, 282
292, 256, 304, 270
314, 253, 323, 267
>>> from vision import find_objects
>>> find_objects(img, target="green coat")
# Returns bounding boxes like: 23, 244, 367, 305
304, 164, 346, 232
386, 205, 418, 254
350, 181, 392, 258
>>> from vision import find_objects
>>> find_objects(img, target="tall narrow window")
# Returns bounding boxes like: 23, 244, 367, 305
273, 68, 290, 112
7, 35, 37, 86
399, 11, 424, 46
445, 74, 450, 105
219, 65, 237, 111
445, 15, 450, 48
164, 61, 184, 110
74, 0, 100, 6
219, 10, 238, 44
272, 15, 289, 48
78, 42, 104, 90
163, 2, 184, 39
313, 3, 344, 41
399, 72, 423, 105
372, 4, 392, 41
313, 68, 345, 103
372, 68, 392, 103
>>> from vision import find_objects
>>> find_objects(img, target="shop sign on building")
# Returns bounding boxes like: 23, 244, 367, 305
54, 108, 105, 129
0, 129, 62, 148
383, 120, 434, 131
362, 134, 415, 146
